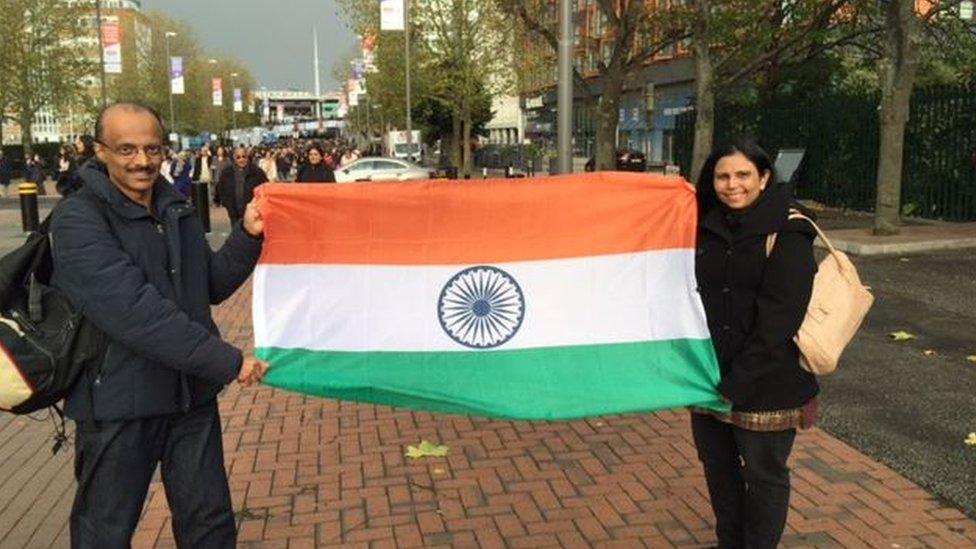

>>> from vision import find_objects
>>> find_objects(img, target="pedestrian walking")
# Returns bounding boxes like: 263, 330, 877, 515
339, 147, 359, 168
27, 152, 49, 195
171, 150, 193, 197
275, 148, 293, 182
58, 135, 96, 197
296, 144, 335, 182
50, 102, 268, 548
258, 149, 278, 182
691, 139, 819, 549
0, 149, 11, 197
212, 146, 232, 201
215, 146, 268, 226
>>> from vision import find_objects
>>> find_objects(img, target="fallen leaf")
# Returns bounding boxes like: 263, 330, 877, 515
405, 440, 449, 459
889, 331, 915, 342
898, 258, 910, 263
432, 467, 446, 475
965, 433, 976, 447
923, 349, 937, 357
966, 355, 976, 364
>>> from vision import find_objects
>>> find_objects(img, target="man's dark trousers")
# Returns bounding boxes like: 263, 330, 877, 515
70, 400, 236, 549
691, 413, 796, 549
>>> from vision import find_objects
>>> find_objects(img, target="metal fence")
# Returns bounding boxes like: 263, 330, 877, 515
674, 83, 976, 221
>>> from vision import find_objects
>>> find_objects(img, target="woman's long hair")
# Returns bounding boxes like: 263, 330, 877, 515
696, 138, 776, 217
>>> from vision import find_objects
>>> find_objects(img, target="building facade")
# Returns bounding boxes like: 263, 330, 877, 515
518, 0, 695, 165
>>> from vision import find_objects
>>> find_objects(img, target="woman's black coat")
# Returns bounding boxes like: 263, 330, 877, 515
695, 182, 819, 412
296, 163, 335, 183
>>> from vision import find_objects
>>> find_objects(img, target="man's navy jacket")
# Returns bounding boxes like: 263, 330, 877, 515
51, 162, 262, 421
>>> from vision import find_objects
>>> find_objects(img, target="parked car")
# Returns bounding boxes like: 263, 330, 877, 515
334, 157, 432, 183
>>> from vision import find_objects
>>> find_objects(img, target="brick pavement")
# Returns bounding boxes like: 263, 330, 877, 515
2, 214, 976, 547
142, 286, 976, 548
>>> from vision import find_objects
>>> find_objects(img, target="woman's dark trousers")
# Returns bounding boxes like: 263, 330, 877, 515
70, 400, 236, 549
691, 413, 796, 549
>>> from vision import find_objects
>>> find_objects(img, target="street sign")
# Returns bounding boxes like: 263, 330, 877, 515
380, 0, 405, 31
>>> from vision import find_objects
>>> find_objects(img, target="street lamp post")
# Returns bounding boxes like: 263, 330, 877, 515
404, 0, 413, 150
208, 58, 224, 141
95, 0, 107, 106
230, 72, 239, 133
165, 31, 178, 142
557, 0, 573, 174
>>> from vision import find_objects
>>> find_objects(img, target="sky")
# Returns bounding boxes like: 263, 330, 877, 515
142, 0, 360, 92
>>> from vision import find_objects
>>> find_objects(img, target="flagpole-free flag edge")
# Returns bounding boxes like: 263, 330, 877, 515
256, 339, 728, 421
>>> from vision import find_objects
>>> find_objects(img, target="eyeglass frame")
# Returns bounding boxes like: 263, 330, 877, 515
94, 139, 165, 159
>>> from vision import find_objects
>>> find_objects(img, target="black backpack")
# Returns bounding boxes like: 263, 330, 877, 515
0, 202, 106, 452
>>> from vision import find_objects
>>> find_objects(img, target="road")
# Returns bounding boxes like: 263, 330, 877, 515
818, 247, 976, 517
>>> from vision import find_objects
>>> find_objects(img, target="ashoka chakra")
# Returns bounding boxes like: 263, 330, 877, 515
438, 266, 525, 349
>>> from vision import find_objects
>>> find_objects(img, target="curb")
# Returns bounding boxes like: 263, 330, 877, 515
817, 236, 976, 257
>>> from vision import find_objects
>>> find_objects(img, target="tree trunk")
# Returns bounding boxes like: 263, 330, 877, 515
462, 103, 473, 176
873, 0, 918, 235
450, 112, 462, 167
595, 70, 624, 171
19, 111, 34, 158
690, 0, 715, 184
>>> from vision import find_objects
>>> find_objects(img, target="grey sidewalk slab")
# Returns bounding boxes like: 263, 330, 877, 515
820, 223, 976, 257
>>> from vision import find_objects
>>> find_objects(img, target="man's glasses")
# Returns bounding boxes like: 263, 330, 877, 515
95, 139, 164, 159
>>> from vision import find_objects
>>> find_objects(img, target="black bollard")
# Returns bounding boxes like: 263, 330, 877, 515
446, 166, 458, 180
19, 183, 39, 233
191, 182, 211, 233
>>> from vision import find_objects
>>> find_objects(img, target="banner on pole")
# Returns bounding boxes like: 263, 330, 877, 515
101, 18, 122, 74
380, 0, 405, 31
170, 57, 184, 95
212, 78, 223, 107
233, 88, 243, 113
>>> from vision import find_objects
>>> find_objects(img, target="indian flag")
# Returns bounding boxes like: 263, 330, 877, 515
253, 173, 726, 420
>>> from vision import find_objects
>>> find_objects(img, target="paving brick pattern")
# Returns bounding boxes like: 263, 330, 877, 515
3, 282, 976, 548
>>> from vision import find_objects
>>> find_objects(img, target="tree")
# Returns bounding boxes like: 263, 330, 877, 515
109, 11, 259, 140
496, 0, 690, 170
416, 0, 509, 173
872, 0, 920, 234
821, 0, 975, 232
338, 0, 508, 172
1, 0, 97, 153
686, 0, 852, 180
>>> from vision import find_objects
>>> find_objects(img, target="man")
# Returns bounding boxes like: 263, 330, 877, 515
215, 146, 267, 226
50, 102, 268, 548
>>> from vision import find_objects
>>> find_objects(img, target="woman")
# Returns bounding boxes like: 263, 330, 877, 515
55, 145, 76, 196
27, 153, 47, 195
258, 149, 278, 182
212, 146, 232, 203
56, 134, 96, 197
296, 144, 335, 183
170, 151, 193, 197
692, 139, 818, 549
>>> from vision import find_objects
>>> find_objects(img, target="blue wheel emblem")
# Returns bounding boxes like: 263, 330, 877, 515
438, 266, 525, 349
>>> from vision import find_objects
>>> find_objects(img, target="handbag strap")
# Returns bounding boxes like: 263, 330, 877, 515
765, 208, 841, 259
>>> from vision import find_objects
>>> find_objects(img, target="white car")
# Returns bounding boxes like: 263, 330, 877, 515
335, 157, 432, 183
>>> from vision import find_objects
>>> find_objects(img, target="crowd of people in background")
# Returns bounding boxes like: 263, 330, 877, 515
0, 136, 365, 200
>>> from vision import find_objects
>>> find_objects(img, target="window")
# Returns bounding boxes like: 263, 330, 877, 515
374, 160, 404, 170
347, 161, 373, 172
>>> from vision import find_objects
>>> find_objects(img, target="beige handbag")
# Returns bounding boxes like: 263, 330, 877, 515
766, 210, 874, 375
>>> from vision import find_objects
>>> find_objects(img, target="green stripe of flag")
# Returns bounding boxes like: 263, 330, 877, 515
258, 339, 729, 420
